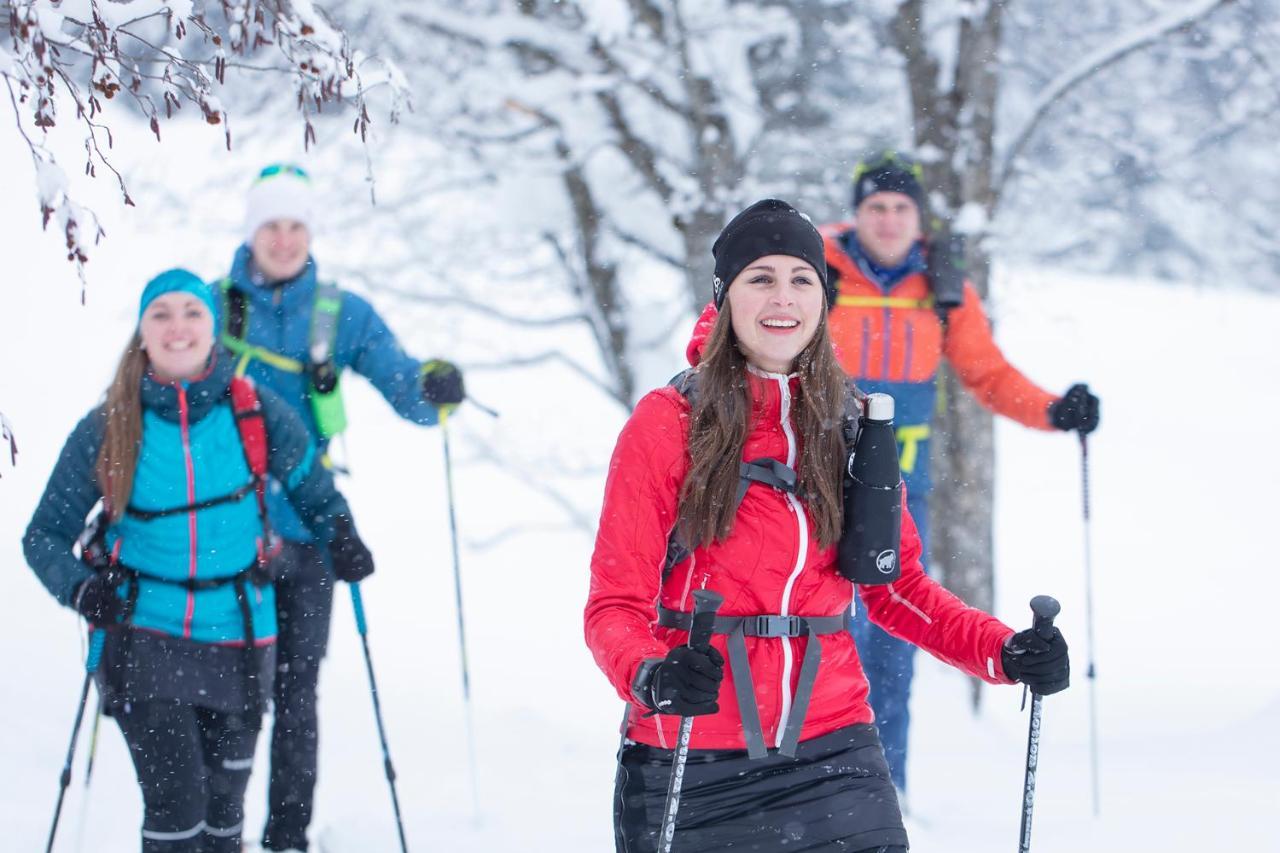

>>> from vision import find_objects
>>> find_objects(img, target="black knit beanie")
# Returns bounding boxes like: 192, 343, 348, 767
711, 199, 832, 310
851, 155, 926, 212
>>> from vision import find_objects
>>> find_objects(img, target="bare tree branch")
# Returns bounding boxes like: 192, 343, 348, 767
996, 0, 1236, 201
465, 349, 625, 407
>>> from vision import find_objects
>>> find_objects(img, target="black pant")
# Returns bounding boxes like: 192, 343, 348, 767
262, 541, 333, 852
115, 700, 260, 852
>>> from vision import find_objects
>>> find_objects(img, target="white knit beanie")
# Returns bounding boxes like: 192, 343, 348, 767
244, 164, 314, 241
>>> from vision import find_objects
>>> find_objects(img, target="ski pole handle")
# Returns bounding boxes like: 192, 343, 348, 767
350, 583, 369, 637
1030, 595, 1060, 643
85, 628, 106, 673
687, 589, 724, 648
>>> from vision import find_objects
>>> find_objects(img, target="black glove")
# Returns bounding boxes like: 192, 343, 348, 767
1049, 383, 1100, 434
73, 572, 128, 626
330, 513, 375, 583
1001, 626, 1070, 695
635, 644, 725, 717
421, 359, 465, 407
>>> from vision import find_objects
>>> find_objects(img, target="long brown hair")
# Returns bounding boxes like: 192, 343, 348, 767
96, 332, 147, 521
678, 302, 849, 549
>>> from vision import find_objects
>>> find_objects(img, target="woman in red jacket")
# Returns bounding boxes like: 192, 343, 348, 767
584, 199, 1070, 852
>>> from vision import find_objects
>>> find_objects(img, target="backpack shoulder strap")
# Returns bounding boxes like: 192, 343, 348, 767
228, 376, 268, 482
660, 367, 800, 583
218, 277, 249, 342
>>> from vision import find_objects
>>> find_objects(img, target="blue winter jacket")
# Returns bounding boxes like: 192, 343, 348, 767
23, 352, 350, 644
218, 246, 440, 542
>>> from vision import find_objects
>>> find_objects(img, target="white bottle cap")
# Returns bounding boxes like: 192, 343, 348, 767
865, 392, 894, 422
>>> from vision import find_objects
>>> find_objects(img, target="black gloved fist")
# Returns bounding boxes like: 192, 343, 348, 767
1049, 383, 1100, 434
636, 644, 725, 717
421, 359, 465, 408
330, 513, 375, 583
1001, 626, 1070, 695
74, 573, 128, 626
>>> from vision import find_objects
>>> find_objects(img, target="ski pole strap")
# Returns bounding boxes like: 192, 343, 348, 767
350, 583, 368, 636
655, 604, 851, 760
85, 629, 106, 673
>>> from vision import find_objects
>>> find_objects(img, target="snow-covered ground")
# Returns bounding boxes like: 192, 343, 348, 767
2, 123, 1278, 852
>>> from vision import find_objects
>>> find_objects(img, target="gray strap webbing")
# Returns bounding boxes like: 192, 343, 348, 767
656, 604, 850, 760
665, 457, 798, 581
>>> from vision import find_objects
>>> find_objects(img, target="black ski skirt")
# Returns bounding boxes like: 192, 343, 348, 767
96, 627, 275, 716
614, 723, 909, 852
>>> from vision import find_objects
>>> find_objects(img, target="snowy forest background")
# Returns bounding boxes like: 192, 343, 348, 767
3, 1, 1280, 850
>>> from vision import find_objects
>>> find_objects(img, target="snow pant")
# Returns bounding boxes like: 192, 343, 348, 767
261, 541, 333, 852
115, 699, 261, 852
851, 486, 931, 792
613, 723, 909, 852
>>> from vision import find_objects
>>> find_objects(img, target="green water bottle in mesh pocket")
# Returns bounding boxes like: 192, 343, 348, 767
308, 284, 347, 438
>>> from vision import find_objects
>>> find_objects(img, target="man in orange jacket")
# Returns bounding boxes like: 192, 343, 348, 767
828, 151, 1099, 795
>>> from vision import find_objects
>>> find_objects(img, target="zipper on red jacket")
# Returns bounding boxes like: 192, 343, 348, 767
770, 370, 810, 748
177, 384, 199, 640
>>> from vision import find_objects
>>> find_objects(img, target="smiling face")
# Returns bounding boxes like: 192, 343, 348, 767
250, 218, 310, 282
725, 254, 826, 374
854, 190, 922, 267
139, 293, 214, 382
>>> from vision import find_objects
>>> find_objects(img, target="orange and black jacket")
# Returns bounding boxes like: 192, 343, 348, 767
823, 223, 1056, 499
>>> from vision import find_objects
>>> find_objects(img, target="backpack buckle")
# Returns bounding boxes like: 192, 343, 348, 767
751, 615, 802, 638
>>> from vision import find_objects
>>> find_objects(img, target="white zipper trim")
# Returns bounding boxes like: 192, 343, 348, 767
772, 373, 809, 749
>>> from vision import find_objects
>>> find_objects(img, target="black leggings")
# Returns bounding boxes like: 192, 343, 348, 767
262, 541, 333, 851
115, 700, 260, 852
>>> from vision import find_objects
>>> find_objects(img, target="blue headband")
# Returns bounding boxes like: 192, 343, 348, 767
138, 269, 219, 326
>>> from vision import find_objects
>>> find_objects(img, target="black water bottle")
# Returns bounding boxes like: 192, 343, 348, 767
837, 392, 903, 583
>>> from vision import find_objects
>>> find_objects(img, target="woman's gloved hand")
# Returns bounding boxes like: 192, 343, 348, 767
634, 644, 726, 716
1001, 626, 1070, 695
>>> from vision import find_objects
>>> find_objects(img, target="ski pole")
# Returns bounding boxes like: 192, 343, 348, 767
439, 409, 481, 817
1017, 595, 1060, 853
46, 628, 106, 853
658, 588, 724, 853
349, 583, 409, 853
1078, 432, 1100, 815
82, 695, 103, 789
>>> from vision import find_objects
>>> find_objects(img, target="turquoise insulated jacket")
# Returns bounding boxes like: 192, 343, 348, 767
219, 246, 441, 542
23, 352, 351, 644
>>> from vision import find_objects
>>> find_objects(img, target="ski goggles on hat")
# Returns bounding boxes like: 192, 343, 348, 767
255, 163, 311, 183
851, 150, 924, 183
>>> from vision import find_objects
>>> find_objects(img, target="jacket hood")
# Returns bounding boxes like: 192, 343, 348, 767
140, 349, 234, 424
685, 302, 720, 367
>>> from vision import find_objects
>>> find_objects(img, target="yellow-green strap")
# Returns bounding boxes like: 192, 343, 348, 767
896, 424, 931, 475
220, 334, 305, 374
836, 294, 935, 310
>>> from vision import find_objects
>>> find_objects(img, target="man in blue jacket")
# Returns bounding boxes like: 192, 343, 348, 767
218, 164, 465, 851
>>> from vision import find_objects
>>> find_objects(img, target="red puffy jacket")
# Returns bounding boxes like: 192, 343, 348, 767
584, 320, 1018, 753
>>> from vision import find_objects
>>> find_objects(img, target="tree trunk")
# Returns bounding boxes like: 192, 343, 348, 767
929, 251, 997, 714
897, 0, 1007, 712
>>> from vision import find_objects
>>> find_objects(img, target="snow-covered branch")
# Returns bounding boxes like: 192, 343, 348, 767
996, 0, 1236, 199
0, 409, 16, 476
1, 0, 407, 285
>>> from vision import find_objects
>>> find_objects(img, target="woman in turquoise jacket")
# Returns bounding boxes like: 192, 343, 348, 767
23, 269, 373, 853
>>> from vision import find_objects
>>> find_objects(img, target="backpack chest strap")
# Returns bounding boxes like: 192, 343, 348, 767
656, 603, 851, 760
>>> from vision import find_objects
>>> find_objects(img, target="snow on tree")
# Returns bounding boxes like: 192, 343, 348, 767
1, 0, 406, 292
